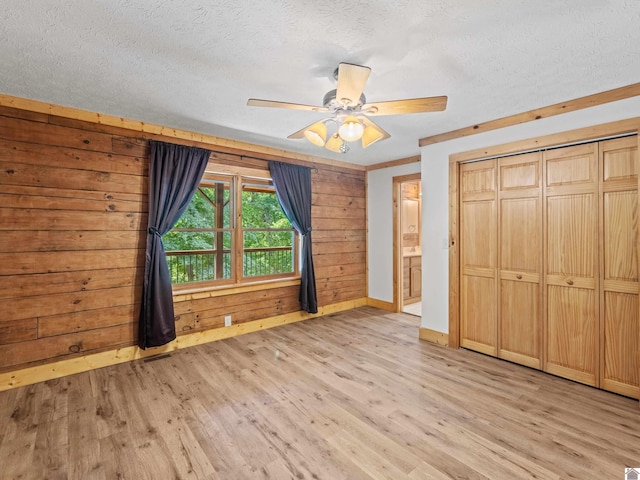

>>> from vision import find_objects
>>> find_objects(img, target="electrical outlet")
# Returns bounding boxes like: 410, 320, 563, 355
224, 315, 232, 327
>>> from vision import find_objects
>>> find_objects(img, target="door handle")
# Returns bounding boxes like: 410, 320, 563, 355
566, 279, 574, 285
516, 274, 522, 280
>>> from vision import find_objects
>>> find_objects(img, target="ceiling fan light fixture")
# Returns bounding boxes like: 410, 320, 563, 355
361, 124, 385, 148
338, 115, 364, 142
303, 121, 327, 146
325, 133, 343, 153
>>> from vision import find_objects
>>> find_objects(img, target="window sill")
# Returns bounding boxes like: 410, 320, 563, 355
172, 277, 301, 302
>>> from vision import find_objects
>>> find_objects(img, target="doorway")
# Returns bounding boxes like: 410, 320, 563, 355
393, 173, 422, 316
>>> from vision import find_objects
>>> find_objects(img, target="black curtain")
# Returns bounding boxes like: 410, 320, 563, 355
269, 161, 318, 313
139, 140, 211, 349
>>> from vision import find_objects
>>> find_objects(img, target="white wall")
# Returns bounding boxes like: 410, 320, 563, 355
367, 162, 420, 303
420, 96, 640, 333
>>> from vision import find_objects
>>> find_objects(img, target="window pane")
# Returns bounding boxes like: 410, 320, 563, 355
163, 231, 214, 252
164, 176, 234, 286
173, 189, 214, 229
243, 230, 295, 277
166, 231, 233, 284
242, 183, 290, 229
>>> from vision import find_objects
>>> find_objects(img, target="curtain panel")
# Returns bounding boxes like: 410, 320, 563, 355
139, 140, 211, 349
269, 161, 318, 313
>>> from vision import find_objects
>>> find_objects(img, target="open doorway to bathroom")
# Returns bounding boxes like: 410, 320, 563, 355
393, 173, 422, 317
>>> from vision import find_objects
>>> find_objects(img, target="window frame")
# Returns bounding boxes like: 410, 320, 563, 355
166, 164, 301, 293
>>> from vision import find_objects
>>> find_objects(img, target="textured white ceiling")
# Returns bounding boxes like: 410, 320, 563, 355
1, 1, 639, 166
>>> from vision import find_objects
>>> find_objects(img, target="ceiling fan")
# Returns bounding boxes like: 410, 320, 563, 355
247, 62, 447, 153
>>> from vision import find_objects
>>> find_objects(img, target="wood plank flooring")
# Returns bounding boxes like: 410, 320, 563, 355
0, 306, 639, 479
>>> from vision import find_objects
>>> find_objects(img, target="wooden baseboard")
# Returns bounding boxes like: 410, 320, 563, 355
366, 297, 396, 311
0, 298, 367, 392
418, 327, 449, 347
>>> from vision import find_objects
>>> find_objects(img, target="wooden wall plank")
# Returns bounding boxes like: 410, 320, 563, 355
0, 193, 145, 213
313, 241, 365, 255
37, 304, 140, 338
312, 193, 366, 209
0, 268, 140, 299
0, 286, 141, 322
0, 209, 146, 231
0, 324, 135, 369
313, 217, 366, 230
0, 250, 144, 275
0, 116, 115, 152
312, 205, 365, 219
0, 231, 145, 253
0, 183, 145, 203
0, 140, 147, 176
0, 160, 146, 193
0, 319, 37, 345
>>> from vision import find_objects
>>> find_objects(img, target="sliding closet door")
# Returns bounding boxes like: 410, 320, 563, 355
599, 136, 639, 397
498, 153, 542, 369
460, 160, 497, 356
544, 144, 599, 386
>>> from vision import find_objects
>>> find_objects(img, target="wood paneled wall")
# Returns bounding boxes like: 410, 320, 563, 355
0, 105, 366, 374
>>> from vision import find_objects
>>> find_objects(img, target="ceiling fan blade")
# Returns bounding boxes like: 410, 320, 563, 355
336, 63, 371, 107
287, 120, 325, 139
361, 116, 390, 148
247, 99, 328, 112
363, 96, 448, 116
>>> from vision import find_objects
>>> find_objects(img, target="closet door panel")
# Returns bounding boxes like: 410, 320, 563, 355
500, 279, 540, 368
500, 197, 540, 273
462, 200, 495, 269
460, 161, 497, 356
546, 285, 598, 385
498, 152, 542, 368
602, 292, 639, 396
544, 144, 598, 386
600, 136, 639, 398
461, 275, 496, 355
545, 143, 596, 187
546, 194, 596, 278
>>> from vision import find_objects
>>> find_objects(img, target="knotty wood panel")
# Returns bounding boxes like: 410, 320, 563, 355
0, 106, 366, 373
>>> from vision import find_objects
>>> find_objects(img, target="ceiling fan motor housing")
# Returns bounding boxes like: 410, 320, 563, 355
323, 89, 367, 112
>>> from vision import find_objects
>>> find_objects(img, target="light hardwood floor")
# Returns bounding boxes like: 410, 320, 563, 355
0, 306, 638, 479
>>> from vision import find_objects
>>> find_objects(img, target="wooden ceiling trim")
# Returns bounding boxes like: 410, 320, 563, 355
366, 155, 421, 171
419, 82, 640, 147
0, 93, 366, 172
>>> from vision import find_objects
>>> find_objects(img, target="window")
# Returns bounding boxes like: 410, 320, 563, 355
163, 169, 299, 288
